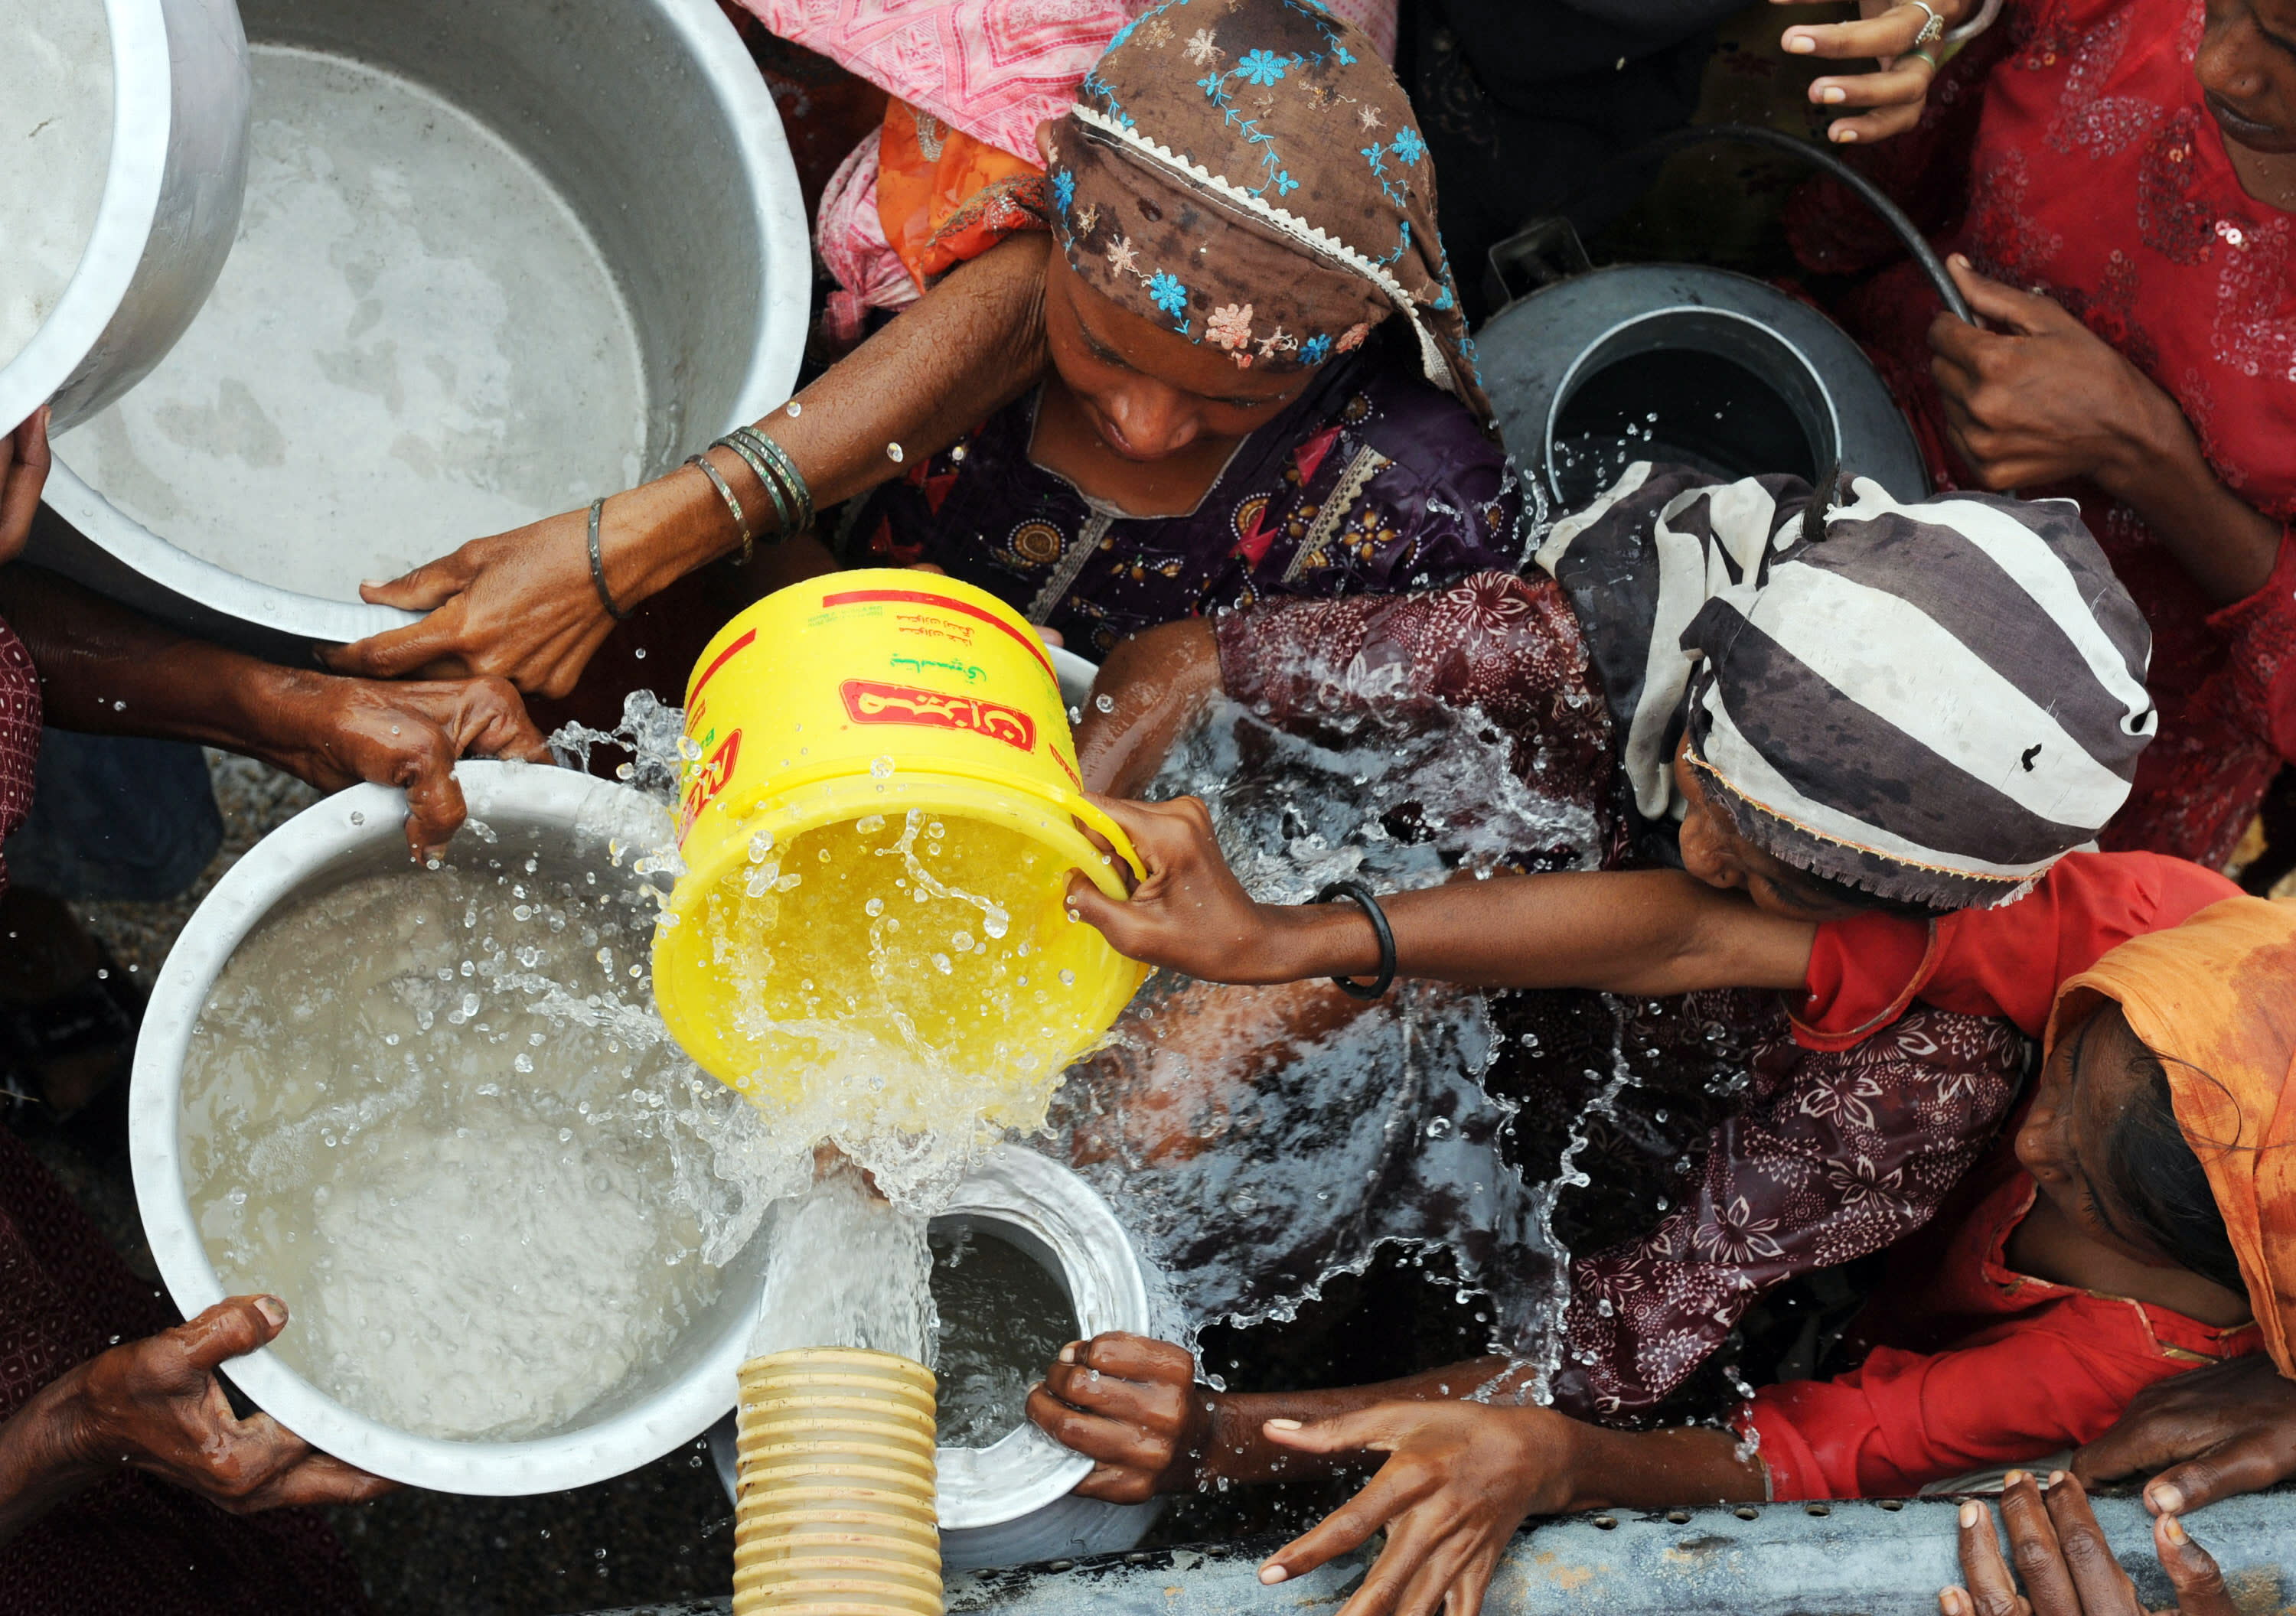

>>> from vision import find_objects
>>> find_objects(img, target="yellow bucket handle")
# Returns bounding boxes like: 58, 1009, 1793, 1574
1060, 793, 1147, 891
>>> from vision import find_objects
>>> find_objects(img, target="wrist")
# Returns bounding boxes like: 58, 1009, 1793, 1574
1267, 898, 1381, 983
616, 467, 741, 598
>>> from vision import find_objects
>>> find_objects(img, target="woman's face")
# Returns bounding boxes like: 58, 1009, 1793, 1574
1669, 735, 1873, 923
2017, 1002, 2183, 1268
2199, 0, 2296, 155
1040, 248, 1311, 461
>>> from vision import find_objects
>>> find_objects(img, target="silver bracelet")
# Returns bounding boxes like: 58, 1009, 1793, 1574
685, 452, 755, 563
730, 425, 816, 536
587, 497, 631, 621
712, 432, 792, 546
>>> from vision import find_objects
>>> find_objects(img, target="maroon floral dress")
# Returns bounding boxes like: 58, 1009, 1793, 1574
1213, 576, 2027, 1418
0, 619, 370, 1614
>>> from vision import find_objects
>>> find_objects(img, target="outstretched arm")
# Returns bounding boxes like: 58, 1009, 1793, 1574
323, 233, 1057, 697
0, 564, 548, 863
1065, 793, 1815, 995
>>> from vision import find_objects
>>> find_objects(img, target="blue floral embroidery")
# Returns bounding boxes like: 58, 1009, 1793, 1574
1273, 169, 1300, 195
1196, 72, 1226, 100
1431, 282, 1454, 312
1389, 127, 1427, 165
1052, 170, 1077, 213
1237, 48, 1289, 84
1301, 333, 1333, 363
1148, 272, 1189, 316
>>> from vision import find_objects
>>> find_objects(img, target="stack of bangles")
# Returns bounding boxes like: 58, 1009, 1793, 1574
584, 425, 815, 621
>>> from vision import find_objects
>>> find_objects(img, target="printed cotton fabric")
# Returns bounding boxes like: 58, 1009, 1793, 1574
1538, 464, 2156, 910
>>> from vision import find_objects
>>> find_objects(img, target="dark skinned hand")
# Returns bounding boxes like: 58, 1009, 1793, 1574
1, 408, 51, 566
1943, 1471, 2236, 1616
320, 507, 620, 699
60, 1296, 394, 1513
1926, 255, 2190, 492
1062, 793, 1295, 983
1026, 1333, 1213, 1504
1256, 1401, 1567, 1616
2074, 1352, 2296, 1518
251, 673, 552, 862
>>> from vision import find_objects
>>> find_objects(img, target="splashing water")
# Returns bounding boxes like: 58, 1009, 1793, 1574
1041, 643, 1623, 1393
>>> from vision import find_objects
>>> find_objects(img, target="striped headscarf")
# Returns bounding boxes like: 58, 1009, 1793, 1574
1538, 464, 2156, 911
1045, 0, 1488, 419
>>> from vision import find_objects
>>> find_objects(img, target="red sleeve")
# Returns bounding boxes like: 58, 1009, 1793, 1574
1793, 852, 2242, 1049
1742, 1324, 2191, 1500
2202, 524, 2296, 765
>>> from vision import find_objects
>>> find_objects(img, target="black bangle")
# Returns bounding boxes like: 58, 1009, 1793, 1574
587, 497, 631, 621
1313, 880, 1395, 1000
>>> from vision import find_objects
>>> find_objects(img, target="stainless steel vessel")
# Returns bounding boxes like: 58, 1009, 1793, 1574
0, 0, 250, 435
33, 0, 809, 654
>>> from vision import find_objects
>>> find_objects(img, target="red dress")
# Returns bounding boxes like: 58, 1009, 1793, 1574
1793, 850, 2241, 1049
1789, 0, 2296, 868
1745, 1145, 2262, 1500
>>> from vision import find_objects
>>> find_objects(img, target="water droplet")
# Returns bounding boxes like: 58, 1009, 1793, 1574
1094, 693, 1116, 713
349, 810, 367, 826
885, 441, 905, 463
865, 898, 885, 917
869, 755, 896, 780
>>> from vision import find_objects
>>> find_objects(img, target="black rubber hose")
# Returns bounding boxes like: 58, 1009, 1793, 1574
1556, 121, 1974, 324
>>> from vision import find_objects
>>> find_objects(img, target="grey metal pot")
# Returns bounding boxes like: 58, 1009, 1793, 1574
31, 0, 808, 657
1477, 123, 1952, 509
0, 0, 250, 436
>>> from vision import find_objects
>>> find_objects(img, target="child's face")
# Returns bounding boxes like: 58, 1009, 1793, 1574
2016, 1002, 2183, 1268
1669, 736, 1870, 924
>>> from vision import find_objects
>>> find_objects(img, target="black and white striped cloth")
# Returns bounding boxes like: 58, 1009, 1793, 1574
1536, 463, 2156, 910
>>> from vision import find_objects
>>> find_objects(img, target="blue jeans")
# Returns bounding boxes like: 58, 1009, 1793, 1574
5, 731, 223, 902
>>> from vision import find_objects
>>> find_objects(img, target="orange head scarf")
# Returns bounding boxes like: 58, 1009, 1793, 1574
2047, 896, 2296, 1377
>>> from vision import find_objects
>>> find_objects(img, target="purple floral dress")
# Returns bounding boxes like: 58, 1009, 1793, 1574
842, 346, 1522, 657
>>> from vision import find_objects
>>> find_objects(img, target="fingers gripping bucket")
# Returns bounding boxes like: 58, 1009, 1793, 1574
653, 570, 1145, 1105
735, 1349, 942, 1616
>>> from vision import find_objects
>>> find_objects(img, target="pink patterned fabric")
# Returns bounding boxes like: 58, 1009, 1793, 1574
734, 0, 1149, 162
814, 135, 918, 344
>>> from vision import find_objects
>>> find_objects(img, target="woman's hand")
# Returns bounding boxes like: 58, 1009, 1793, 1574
1, 408, 51, 567
1943, 1471, 2236, 1616
1777, 0, 1961, 144
251, 672, 552, 862
51, 1297, 392, 1517
1257, 1402, 1572, 1616
2073, 1353, 2296, 1519
1063, 794, 1312, 983
1926, 256, 2189, 493
1026, 1334, 1216, 1503
321, 507, 631, 699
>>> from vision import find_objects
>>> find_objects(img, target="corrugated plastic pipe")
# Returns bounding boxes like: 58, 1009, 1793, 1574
732, 1349, 943, 1616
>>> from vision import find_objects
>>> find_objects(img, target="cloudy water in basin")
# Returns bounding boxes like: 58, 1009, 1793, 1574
182, 839, 749, 1443
0, 0, 111, 370
60, 45, 647, 601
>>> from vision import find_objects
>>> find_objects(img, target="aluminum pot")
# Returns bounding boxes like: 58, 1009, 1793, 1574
710, 1144, 1162, 1569
0, 0, 249, 437
34, 0, 809, 656
129, 760, 781, 1495
1477, 262, 1930, 511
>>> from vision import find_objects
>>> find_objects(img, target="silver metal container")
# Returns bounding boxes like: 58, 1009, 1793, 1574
129, 761, 781, 1494
0, 0, 250, 435
711, 1144, 1163, 1569
34, 0, 808, 654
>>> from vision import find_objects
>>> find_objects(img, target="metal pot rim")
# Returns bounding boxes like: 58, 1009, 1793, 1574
0, 0, 173, 434
127, 759, 759, 1495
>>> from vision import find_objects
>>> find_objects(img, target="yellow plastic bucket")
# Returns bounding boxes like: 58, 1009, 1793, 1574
653, 570, 1146, 1110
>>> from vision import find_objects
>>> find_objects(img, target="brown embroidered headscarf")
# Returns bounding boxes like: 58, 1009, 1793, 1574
1046, 0, 1489, 422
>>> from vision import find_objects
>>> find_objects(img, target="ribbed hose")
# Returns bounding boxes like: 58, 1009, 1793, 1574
733, 1349, 943, 1616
